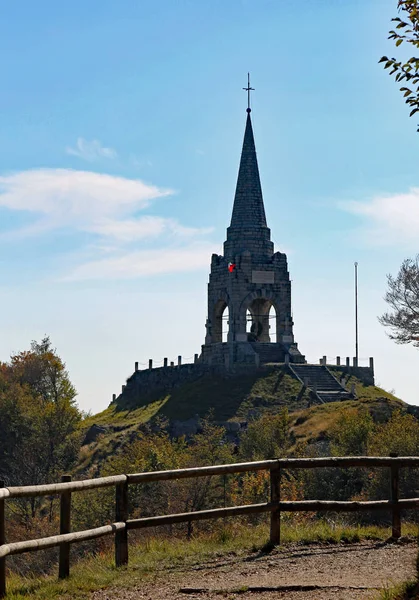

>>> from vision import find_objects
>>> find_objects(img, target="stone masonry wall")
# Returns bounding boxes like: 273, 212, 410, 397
331, 365, 375, 387
113, 362, 211, 407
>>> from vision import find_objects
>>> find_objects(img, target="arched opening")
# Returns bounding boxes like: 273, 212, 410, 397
269, 304, 277, 343
246, 309, 252, 336
212, 299, 228, 343
246, 298, 274, 343
222, 305, 229, 343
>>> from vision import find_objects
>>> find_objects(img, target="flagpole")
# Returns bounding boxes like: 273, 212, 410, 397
355, 262, 358, 366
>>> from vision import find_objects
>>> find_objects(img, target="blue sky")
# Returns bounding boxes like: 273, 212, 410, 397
0, 0, 418, 413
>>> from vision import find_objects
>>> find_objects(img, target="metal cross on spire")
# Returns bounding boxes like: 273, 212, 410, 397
243, 72, 254, 113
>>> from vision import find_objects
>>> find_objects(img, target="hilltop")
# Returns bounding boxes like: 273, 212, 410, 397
76, 365, 408, 476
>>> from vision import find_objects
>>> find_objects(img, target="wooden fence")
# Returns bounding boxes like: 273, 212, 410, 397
1, 455, 419, 597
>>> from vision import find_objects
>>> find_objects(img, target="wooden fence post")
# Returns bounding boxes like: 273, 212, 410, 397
270, 464, 281, 546
59, 474, 72, 579
115, 480, 128, 567
390, 454, 401, 539
0, 481, 6, 599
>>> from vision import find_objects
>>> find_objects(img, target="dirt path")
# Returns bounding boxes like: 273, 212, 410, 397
91, 539, 417, 600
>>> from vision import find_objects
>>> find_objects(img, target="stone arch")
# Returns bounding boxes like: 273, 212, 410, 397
209, 291, 231, 344
239, 289, 280, 343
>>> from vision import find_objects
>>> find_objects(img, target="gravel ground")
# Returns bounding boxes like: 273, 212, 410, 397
91, 538, 417, 600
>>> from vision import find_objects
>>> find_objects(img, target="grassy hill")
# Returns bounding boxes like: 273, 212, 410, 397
76, 365, 407, 476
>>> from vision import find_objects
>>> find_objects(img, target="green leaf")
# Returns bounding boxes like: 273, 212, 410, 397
409, 108, 419, 117
396, 38, 403, 46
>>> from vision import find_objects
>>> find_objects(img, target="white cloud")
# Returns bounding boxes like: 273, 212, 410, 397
0, 168, 171, 235
340, 187, 419, 247
63, 243, 218, 281
89, 216, 168, 241
0, 168, 214, 281
66, 138, 117, 161
89, 217, 213, 242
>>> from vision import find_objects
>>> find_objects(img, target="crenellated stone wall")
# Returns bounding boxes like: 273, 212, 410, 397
112, 362, 211, 408
112, 352, 375, 411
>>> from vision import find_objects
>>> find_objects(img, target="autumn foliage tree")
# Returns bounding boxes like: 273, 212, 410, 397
380, 0, 419, 130
0, 337, 82, 520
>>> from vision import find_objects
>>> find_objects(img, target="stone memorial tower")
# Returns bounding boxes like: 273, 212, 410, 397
201, 86, 305, 368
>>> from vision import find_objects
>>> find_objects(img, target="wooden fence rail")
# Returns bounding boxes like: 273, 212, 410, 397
1, 455, 419, 597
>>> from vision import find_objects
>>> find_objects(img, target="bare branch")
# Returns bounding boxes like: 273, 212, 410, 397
379, 255, 419, 347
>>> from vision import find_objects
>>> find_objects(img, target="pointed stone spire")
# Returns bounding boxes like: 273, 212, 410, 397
224, 109, 273, 261
230, 110, 267, 229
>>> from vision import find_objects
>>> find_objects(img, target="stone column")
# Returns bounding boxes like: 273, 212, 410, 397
163, 358, 168, 367
279, 316, 294, 345
135, 361, 138, 372
369, 357, 374, 373
178, 355, 182, 366
149, 359, 153, 370
205, 318, 212, 345
336, 356, 341, 366
277, 314, 285, 343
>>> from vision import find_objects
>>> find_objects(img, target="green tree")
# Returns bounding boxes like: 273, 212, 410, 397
330, 409, 374, 456
10, 337, 77, 404
365, 410, 419, 507
0, 337, 82, 520
89, 415, 234, 538
179, 418, 234, 536
239, 409, 291, 461
380, 0, 419, 131
378, 4, 419, 349
369, 409, 419, 456
303, 409, 374, 503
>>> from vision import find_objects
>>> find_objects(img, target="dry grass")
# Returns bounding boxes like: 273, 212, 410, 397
4, 520, 418, 599
377, 581, 419, 600
75, 366, 407, 477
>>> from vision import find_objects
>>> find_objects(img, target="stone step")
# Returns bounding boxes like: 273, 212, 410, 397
290, 364, 351, 401
318, 391, 352, 403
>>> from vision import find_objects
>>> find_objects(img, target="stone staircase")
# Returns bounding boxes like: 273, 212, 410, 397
289, 364, 353, 403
